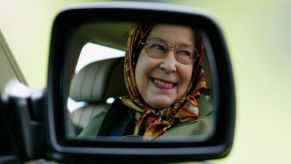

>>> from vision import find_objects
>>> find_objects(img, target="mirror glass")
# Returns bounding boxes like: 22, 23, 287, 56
64, 21, 216, 142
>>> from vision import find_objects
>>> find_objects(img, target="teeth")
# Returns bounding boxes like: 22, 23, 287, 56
153, 79, 174, 87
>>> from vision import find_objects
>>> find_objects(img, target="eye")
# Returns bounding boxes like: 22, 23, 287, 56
177, 49, 194, 59
148, 43, 166, 52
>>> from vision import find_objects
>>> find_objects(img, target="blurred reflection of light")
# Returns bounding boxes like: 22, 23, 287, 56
106, 97, 115, 104
67, 97, 86, 113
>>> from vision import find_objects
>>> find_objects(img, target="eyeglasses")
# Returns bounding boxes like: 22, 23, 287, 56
139, 38, 199, 65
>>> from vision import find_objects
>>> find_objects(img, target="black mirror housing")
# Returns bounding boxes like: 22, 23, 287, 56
47, 2, 235, 163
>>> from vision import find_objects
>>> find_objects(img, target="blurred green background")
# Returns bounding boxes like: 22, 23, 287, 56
1, 0, 291, 163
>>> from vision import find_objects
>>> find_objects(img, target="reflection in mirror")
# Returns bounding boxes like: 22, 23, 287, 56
65, 22, 215, 141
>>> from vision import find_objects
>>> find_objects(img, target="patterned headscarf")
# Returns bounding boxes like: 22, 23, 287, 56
121, 23, 206, 140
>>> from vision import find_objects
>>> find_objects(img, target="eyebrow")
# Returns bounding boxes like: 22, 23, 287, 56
147, 37, 194, 47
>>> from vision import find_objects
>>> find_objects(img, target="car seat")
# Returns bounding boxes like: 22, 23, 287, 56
69, 57, 127, 134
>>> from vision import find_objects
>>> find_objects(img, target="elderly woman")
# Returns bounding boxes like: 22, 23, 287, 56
79, 23, 212, 140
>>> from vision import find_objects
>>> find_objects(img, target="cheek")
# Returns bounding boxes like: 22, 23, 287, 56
135, 53, 151, 92
185, 66, 193, 82
134, 62, 142, 92
177, 65, 193, 97
135, 63, 144, 91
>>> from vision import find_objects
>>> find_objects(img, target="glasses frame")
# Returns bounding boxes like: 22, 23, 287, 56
139, 38, 200, 65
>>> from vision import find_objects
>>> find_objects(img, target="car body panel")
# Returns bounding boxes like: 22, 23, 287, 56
0, 30, 27, 92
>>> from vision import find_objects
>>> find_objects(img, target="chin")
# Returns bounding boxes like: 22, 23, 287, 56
148, 99, 174, 109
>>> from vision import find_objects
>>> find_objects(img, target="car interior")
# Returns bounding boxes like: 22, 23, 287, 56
65, 22, 213, 136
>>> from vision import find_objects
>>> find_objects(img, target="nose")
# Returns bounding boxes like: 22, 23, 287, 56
159, 50, 177, 73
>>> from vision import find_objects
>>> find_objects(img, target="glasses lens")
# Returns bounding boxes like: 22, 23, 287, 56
146, 38, 168, 58
176, 46, 196, 64
143, 38, 198, 65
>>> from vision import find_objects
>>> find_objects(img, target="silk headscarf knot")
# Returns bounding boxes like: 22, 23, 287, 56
121, 23, 206, 140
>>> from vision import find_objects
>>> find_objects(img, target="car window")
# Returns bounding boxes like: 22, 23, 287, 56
75, 42, 125, 73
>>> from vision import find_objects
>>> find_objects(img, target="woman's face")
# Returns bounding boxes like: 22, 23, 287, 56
135, 24, 195, 109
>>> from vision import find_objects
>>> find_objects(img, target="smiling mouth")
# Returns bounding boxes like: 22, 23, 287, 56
151, 78, 177, 89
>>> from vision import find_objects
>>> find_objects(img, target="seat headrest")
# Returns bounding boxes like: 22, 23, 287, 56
69, 57, 127, 102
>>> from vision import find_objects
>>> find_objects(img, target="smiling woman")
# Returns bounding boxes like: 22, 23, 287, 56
135, 25, 197, 109
69, 22, 214, 141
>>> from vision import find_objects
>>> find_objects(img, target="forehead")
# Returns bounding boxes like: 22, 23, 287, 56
148, 24, 195, 44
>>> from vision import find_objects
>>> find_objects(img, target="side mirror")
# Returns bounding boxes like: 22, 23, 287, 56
47, 2, 235, 163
